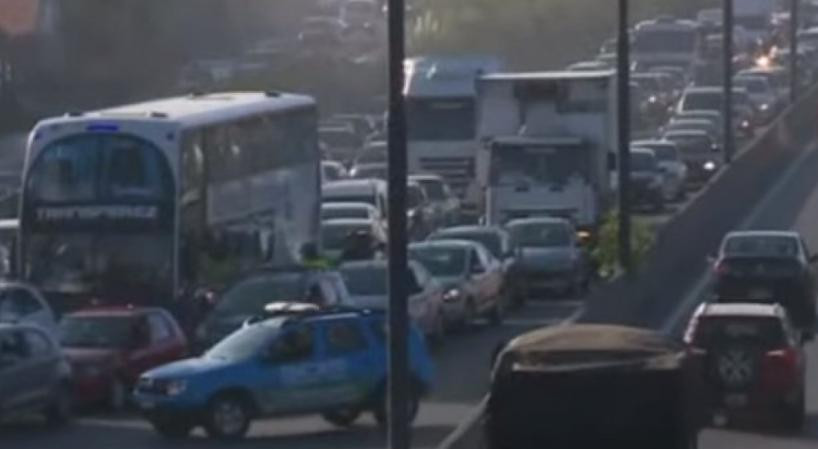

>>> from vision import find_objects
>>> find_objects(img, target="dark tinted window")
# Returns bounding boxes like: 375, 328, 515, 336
724, 235, 799, 258
508, 222, 572, 248
417, 179, 446, 200
214, 273, 307, 318
341, 264, 387, 296
409, 246, 468, 277
59, 315, 139, 348
0, 288, 42, 316
269, 325, 315, 363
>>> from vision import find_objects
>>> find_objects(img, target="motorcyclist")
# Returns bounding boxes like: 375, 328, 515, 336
338, 229, 376, 262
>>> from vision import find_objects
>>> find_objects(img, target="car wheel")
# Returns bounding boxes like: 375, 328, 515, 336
372, 384, 420, 428
151, 419, 193, 439
321, 408, 362, 427
108, 378, 128, 412
45, 383, 73, 426
204, 394, 252, 440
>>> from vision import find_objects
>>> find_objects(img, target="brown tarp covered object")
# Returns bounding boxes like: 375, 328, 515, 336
487, 324, 705, 449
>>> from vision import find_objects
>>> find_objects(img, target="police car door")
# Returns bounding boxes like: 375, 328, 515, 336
260, 324, 325, 414
317, 318, 378, 408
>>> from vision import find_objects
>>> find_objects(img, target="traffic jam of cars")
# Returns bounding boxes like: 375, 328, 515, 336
3, 0, 818, 446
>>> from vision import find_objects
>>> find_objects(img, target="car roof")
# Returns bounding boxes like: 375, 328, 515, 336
631, 147, 656, 157
432, 225, 503, 235
353, 162, 387, 170
664, 129, 710, 137
321, 202, 375, 210
410, 239, 481, 250
323, 179, 386, 190
506, 216, 571, 227
725, 230, 800, 240
409, 173, 444, 182
631, 139, 677, 148
321, 218, 375, 227
697, 302, 784, 318
65, 305, 162, 318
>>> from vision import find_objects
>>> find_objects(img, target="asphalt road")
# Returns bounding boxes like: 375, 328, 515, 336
0, 301, 581, 449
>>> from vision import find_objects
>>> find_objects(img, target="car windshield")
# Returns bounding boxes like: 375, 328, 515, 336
723, 235, 799, 258
665, 135, 711, 153
323, 194, 375, 206
631, 152, 657, 171
735, 77, 767, 94
641, 145, 677, 161
682, 92, 722, 111
416, 179, 446, 200
206, 320, 284, 361
352, 166, 387, 180
59, 315, 138, 348
509, 222, 571, 248
321, 206, 370, 220
409, 246, 468, 277
340, 264, 388, 296
434, 232, 502, 258
693, 317, 786, 350
322, 223, 369, 251
214, 273, 307, 318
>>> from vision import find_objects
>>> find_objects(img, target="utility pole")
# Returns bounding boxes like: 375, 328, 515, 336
791, 0, 800, 103
723, 0, 735, 163
385, 0, 411, 448
617, 0, 632, 274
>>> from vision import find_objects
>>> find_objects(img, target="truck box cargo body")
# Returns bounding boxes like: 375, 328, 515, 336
476, 71, 617, 229
404, 55, 503, 217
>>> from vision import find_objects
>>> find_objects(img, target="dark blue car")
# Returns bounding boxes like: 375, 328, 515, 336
133, 308, 435, 440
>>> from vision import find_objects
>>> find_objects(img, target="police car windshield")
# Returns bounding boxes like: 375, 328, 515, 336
214, 273, 306, 317
206, 319, 285, 361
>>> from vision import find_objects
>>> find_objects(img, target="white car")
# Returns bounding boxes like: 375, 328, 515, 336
339, 260, 446, 342
631, 140, 688, 201
321, 202, 382, 223
0, 282, 58, 338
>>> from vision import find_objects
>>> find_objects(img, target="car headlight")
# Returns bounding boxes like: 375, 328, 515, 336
741, 119, 751, 129
760, 103, 770, 111
443, 288, 461, 302
648, 95, 658, 104
164, 380, 188, 397
703, 161, 717, 171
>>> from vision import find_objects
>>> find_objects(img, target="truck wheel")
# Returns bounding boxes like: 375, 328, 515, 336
322, 408, 362, 427
204, 394, 252, 440
151, 419, 193, 439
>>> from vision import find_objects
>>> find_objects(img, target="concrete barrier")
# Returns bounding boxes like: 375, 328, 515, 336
437, 85, 818, 449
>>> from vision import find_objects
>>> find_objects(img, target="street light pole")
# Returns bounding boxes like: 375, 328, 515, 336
385, 0, 410, 448
791, 0, 800, 103
617, 0, 632, 274
723, 0, 735, 163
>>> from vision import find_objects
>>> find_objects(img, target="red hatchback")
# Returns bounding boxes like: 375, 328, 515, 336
59, 306, 188, 410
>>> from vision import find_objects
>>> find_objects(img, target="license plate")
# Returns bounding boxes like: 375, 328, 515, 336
724, 394, 748, 408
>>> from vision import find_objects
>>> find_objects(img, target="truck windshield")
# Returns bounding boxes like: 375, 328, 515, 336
407, 97, 476, 141
490, 145, 589, 187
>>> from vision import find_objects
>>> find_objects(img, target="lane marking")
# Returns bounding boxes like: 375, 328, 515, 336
663, 141, 818, 335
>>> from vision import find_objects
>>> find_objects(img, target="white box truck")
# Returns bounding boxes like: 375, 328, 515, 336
476, 71, 617, 231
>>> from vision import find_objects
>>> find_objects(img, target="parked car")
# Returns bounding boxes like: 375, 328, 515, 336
339, 260, 446, 341
323, 179, 388, 223
409, 240, 505, 329
321, 202, 382, 223
322, 160, 348, 183
134, 309, 434, 439
0, 323, 73, 425
0, 282, 58, 337
684, 302, 807, 429
505, 217, 592, 299
631, 140, 688, 200
194, 266, 352, 351
321, 218, 387, 261
58, 306, 187, 410
410, 174, 461, 228
662, 129, 721, 184
711, 231, 818, 334
625, 148, 667, 211
350, 162, 388, 180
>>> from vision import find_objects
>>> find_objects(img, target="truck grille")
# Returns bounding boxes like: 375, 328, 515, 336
418, 157, 475, 197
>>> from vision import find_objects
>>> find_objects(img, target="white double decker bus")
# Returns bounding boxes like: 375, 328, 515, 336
19, 92, 320, 310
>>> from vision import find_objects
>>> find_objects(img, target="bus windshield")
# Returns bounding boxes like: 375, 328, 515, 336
22, 133, 174, 302
407, 97, 476, 141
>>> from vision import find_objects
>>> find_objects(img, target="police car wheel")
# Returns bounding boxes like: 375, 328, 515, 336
322, 408, 361, 427
204, 394, 251, 440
